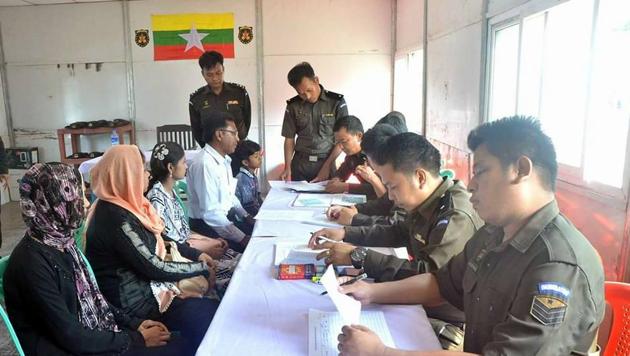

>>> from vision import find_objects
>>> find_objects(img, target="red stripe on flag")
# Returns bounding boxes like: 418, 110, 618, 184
154, 44, 235, 61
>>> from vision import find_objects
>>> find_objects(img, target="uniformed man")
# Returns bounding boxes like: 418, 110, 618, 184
309, 133, 482, 337
280, 62, 348, 182
189, 51, 251, 146
336, 116, 605, 356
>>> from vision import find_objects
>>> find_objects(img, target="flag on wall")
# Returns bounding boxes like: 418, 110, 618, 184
152, 13, 234, 61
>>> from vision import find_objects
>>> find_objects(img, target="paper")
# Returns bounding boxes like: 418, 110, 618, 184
308, 309, 395, 356
255, 209, 314, 221
330, 194, 367, 206
268, 180, 327, 192
293, 193, 366, 208
274, 241, 326, 266
320, 265, 361, 325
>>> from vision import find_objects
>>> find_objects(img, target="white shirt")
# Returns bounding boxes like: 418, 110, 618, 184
187, 145, 248, 242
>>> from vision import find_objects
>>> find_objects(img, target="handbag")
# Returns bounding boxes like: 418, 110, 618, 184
164, 241, 210, 297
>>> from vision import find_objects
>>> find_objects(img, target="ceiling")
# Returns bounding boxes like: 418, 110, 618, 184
0, 0, 117, 6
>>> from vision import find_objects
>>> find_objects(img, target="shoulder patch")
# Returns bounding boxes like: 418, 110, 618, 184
226, 82, 247, 91
189, 86, 206, 99
325, 90, 344, 100
529, 282, 570, 326
286, 95, 301, 105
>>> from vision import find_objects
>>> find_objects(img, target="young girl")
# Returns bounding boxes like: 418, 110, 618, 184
146, 142, 241, 296
230, 140, 263, 216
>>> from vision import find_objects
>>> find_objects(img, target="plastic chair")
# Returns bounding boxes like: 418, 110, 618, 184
604, 281, 630, 355
0, 256, 25, 356
0, 255, 10, 304
156, 125, 196, 150
0, 304, 25, 356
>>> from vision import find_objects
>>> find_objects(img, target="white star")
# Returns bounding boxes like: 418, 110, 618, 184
179, 24, 209, 52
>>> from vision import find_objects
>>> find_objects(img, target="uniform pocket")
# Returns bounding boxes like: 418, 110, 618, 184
318, 114, 335, 137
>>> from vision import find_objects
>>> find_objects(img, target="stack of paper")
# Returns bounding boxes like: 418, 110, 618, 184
292, 193, 367, 208
274, 241, 326, 266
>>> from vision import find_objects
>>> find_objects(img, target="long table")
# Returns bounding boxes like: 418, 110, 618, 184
196, 188, 441, 355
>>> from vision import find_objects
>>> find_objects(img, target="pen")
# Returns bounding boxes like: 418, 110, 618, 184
320, 273, 368, 295
314, 235, 340, 244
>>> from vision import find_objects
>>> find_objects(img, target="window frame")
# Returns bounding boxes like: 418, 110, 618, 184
483, 0, 630, 201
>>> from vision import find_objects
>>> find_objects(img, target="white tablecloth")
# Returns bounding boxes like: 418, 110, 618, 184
196, 188, 441, 355
78, 150, 199, 182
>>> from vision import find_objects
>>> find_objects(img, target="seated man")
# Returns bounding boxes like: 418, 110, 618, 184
337, 116, 605, 355
310, 133, 483, 331
327, 123, 401, 226
187, 111, 253, 253
325, 115, 380, 198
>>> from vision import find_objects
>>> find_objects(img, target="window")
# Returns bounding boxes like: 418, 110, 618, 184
394, 49, 423, 134
486, 0, 630, 195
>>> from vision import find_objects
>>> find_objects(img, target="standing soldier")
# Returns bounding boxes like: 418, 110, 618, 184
190, 51, 251, 146
280, 62, 348, 182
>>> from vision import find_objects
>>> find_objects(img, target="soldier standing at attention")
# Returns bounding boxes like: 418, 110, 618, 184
280, 62, 348, 182
190, 51, 251, 146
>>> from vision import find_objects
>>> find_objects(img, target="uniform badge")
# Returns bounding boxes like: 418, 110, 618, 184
530, 282, 570, 326
135, 29, 150, 48
238, 26, 254, 44
203, 100, 209, 109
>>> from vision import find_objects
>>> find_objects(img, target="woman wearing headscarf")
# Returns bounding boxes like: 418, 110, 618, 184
3, 163, 186, 355
85, 145, 218, 354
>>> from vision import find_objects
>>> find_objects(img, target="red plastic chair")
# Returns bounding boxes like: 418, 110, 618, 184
604, 281, 630, 356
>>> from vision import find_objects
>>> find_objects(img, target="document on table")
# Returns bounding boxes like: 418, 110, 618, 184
255, 209, 314, 221
268, 180, 327, 192
292, 193, 367, 208
308, 309, 395, 356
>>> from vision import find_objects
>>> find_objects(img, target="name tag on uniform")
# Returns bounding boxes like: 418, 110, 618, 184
322, 113, 334, 117
309, 155, 318, 162
228, 100, 239, 105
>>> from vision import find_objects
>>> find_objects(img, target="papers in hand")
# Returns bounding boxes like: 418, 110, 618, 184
274, 241, 326, 266
309, 266, 395, 356
320, 265, 361, 325
308, 309, 395, 356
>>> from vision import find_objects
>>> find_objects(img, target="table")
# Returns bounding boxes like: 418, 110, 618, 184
78, 149, 198, 182
196, 188, 441, 355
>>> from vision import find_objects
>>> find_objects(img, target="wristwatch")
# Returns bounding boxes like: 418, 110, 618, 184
350, 247, 368, 269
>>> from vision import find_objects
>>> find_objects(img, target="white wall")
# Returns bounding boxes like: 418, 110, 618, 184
0, 0, 393, 180
262, 0, 393, 179
0, 2, 127, 162
128, 0, 258, 148
425, 0, 484, 149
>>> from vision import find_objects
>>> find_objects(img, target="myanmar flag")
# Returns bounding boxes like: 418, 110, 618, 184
152, 13, 234, 61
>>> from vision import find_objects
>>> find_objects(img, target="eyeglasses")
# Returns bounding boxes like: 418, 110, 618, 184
219, 128, 238, 137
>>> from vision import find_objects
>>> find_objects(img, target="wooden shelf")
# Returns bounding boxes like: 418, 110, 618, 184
57, 123, 136, 165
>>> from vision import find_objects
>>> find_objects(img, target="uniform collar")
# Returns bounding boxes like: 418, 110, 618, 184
239, 167, 255, 178
317, 85, 329, 102
204, 144, 231, 165
206, 83, 226, 96
507, 200, 560, 253
410, 177, 453, 219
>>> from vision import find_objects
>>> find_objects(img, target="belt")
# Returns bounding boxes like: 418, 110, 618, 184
294, 151, 328, 160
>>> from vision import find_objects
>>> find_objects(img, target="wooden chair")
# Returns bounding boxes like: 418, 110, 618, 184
156, 125, 197, 150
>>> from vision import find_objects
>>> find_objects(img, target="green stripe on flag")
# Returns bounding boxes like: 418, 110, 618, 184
153, 28, 233, 46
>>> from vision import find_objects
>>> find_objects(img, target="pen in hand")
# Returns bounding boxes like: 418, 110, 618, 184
320, 273, 368, 295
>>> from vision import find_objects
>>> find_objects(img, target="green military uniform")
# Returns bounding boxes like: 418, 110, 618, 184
344, 178, 483, 325
281, 85, 348, 182
189, 82, 251, 146
435, 200, 604, 354
351, 194, 406, 227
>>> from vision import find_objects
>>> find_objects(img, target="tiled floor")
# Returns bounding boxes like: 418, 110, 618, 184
1, 201, 27, 356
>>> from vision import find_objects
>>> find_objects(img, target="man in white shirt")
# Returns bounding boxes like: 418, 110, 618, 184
187, 111, 253, 252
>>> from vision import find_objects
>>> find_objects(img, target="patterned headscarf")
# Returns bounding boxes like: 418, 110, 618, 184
20, 163, 119, 332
